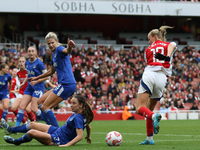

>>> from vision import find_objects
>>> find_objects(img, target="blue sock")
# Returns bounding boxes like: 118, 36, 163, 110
11, 123, 30, 133
44, 109, 59, 127
15, 109, 25, 127
16, 133, 33, 144
36, 109, 49, 125
2, 109, 8, 119
38, 104, 42, 109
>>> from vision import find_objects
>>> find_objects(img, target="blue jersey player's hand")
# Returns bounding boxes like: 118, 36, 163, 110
28, 77, 37, 82
85, 135, 91, 144
67, 38, 75, 48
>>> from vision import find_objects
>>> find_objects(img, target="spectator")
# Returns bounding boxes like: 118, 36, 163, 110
168, 101, 178, 113
182, 22, 190, 33
9, 45, 16, 53
94, 47, 103, 56
107, 81, 116, 96
95, 87, 103, 99
190, 102, 199, 110
57, 104, 67, 114
187, 93, 194, 103
118, 78, 126, 88
100, 103, 109, 113
91, 73, 101, 90
122, 106, 134, 121
0, 50, 7, 64
176, 100, 185, 109
87, 67, 95, 77
39, 42, 47, 56
159, 104, 168, 113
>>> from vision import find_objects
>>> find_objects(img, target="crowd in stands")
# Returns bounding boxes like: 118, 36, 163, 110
0, 42, 200, 114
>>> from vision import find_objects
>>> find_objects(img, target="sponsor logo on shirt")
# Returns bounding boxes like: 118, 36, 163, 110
27, 70, 35, 76
53, 62, 58, 67
0, 81, 6, 85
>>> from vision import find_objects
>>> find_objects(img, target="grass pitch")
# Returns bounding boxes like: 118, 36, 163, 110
0, 119, 200, 150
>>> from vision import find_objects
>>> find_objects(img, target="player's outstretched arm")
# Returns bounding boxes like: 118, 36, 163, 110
59, 128, 83, 147
28, 66, 55, 82
62, 38, 75, 54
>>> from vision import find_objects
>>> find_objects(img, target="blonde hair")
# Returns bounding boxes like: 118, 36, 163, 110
18, 56, 26, 61
45, 32, 62, 45
149, 26, 174, 42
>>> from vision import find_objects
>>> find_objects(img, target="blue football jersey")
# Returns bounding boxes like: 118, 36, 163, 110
25, 58, 46, 89
52, 46, 76, 84
0, 73, 11, 94
52, 113, 87, 144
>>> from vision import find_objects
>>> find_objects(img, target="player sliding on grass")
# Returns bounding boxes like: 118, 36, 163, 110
1, 95, 94, 147
136, 26, 177, 145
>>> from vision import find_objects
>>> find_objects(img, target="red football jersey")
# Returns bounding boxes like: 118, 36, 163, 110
17, 69, 28, 95
10, 78, 17, 99
145, 40, 170, 68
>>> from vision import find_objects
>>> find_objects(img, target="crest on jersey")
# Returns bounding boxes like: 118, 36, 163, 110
54, 54, 57, 58
5, 77, 7, 80
70, 116, 74, 121
33, 65, 36, 68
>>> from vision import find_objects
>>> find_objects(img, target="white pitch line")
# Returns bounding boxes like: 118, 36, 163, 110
92, 132, 200, 137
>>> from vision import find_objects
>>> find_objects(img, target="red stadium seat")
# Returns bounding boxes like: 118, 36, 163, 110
119, 38, 126, 44
129, 59, 138, 64
101, 84, 109, 94
85, 76, 93, 85
126, 41, 132, 44
119, 93, 128, 100
87, 55, 96, 60
184, 103, 193, 110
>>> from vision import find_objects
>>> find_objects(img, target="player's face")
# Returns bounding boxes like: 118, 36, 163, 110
28, 47, 37, 60
70, 97, 82, 113
2, 65, 9, 74
12, 69, 17, 77
46, 38, 58, 52
18, 58, 26, 69
148, 33, 155, 45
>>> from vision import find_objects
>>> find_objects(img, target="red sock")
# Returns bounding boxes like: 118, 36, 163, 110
138, 107, 154, 119
27, 111, 36, 122
146, 118, 153, 136
0, 109, 3, 120
22, 111, 28, 124
12, 109, 18, 116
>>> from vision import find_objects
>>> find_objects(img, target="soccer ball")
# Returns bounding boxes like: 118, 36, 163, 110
106, 131, 122, 146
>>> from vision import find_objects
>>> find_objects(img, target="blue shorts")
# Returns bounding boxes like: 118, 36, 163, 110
0, 91, 9, 100
48, 126, 68, 145
23, 85, 44, 98
52, 83, 76, 100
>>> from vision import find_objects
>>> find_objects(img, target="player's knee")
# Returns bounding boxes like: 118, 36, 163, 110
27, 130, 35, 137
29, 122, 37, 129
19, 104, 26, 110
11, 106, 16, 112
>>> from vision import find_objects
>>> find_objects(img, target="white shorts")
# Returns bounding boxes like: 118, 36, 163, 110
9, 98, 16, 107
17, 94, 23, 99
138, 70, 167, 100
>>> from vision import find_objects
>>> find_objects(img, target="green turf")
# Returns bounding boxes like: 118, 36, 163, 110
0, 120, 200, 150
